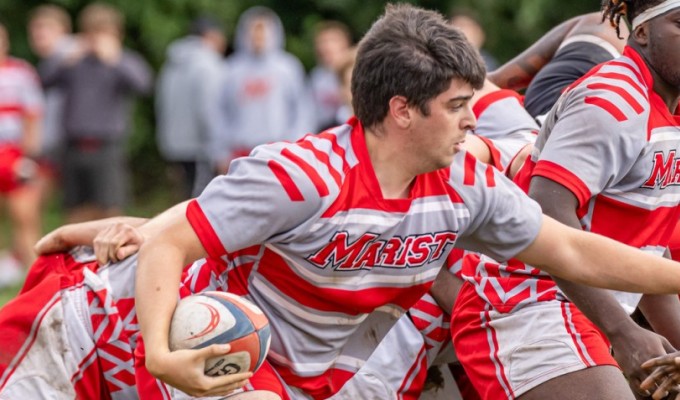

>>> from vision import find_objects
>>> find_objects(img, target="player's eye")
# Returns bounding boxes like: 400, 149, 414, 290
449, 101, 465, 111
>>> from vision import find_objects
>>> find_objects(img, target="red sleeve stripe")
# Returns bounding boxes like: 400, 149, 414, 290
411, 298, 444, 318
532, 160, 592, 208
606, 61, 645, 87
485, 164, 496, 188
267, 159, 305, 201
472, 89, 523, 119
584, 96, 628, 122
593, 72, 646, 99
586, 82, 644, 115
463, 152, 477, 186
475, 135, 504, 171
281, 148, 330, 197
315, 132, 350, 172
186, 200, 228, 259
296, 140, 343, 187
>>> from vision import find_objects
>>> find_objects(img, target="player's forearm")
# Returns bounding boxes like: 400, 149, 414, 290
517, 217, 680, 294
553, 275, 636, 338
487, 15, 580, 90
638, 294, 680, 349
559, 227, 680, 294
135, 238, 186, 373
135, 207, 207, 373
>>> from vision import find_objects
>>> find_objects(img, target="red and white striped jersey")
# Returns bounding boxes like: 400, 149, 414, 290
0, 58, 43, 143
472, 89, 538, 176
464, 46, 680, 314
187, 116, 542, 398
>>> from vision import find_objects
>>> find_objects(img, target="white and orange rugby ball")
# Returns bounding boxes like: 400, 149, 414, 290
169, 291, 271, 376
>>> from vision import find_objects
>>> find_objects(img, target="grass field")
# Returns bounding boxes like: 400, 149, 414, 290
0, 187, 175, 309
0, 284, 21, 308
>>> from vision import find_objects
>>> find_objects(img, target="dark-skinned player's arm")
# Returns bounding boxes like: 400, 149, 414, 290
487, 16, 581, 90
430, 265, 465, 316
528, 176, 674, 397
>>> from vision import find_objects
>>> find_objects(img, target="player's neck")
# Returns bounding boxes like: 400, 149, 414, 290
633, 43, 680, 111
364, 126, 418, 199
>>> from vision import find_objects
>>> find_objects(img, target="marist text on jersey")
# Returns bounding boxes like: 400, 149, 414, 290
642, 150, 680, 189
306, 230, 458, 271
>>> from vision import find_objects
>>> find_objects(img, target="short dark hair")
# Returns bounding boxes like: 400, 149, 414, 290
351, 3, 485, 129
601, 0, 666, 38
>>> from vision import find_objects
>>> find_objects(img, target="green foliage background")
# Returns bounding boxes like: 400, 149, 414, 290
0, 0, 600, 203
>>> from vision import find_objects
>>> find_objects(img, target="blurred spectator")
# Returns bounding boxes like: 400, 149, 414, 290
156, 16, 226, 198
335, 47, 357, 123
214, 6, 312, 174
449, 8, 498, 71
0, 21, 44, 285
41, 3, 152, 223
27, 5, 77, 234
28, 5, 77, 164
309, 20, 353, 131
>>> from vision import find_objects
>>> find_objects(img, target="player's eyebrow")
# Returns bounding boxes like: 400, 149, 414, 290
446, 93, 474, 103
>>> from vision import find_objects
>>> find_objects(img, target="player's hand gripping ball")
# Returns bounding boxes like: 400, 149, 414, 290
169, 291, 271, 376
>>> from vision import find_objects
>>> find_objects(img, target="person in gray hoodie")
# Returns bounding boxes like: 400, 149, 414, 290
156, 17, 226, 198
213, 6, 313, 174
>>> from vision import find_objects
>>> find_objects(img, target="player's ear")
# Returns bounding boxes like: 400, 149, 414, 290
631, 23, 649, 47
388, 95, 412, 129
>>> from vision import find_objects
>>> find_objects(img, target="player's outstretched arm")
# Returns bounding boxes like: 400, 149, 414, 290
35, 216, 148, 254
487, 14, 581, 90
514, 216, 680, 294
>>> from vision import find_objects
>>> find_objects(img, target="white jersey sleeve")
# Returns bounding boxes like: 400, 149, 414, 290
532, 78, 649, 207
451, 152, 543, 262
190, 142, 326, 257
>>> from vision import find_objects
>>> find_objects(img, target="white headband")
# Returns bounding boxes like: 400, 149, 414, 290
632, 0, 680, 29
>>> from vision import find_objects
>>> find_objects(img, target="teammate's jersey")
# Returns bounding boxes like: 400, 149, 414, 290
472, 89, 538, 176
188, 116, 543, 398
464, 46, 680, 314
0, 57, 43, 144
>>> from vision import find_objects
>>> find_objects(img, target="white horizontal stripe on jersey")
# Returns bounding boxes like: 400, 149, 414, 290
410, 199, 471, 216
603, 190, 680, 209
310, 211, 405, 232
251, 276, 369, 326
311, 199, 470, 232
648, 128, 680, 143
266, 245, 443, 288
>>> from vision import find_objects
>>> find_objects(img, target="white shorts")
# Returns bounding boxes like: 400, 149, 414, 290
451, 283, 617, 399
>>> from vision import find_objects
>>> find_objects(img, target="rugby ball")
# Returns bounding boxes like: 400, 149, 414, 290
169, 291, 271, 376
